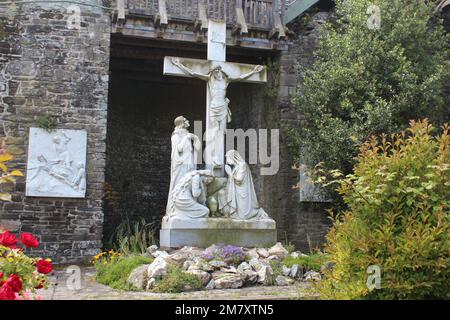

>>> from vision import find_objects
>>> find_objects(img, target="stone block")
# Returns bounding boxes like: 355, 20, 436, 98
160, 217, 276, 249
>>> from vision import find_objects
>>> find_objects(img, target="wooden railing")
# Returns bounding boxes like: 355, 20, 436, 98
125, 0, 285, 30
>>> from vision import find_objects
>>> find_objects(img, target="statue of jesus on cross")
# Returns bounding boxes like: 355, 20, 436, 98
164, 20, 267, 176
170, 57, 264, 167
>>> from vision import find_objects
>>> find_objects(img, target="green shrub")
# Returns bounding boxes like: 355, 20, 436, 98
283, 254, 328, 271
269, 260, 284, 281
316, 120, 449, 299
94, 255, 153, 291
290, 0, 449, 189
36, 114, 57, 132
152, 265, 203, 293
111, 218, 158, 255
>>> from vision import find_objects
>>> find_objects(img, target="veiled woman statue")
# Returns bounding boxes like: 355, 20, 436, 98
219, 150, 269, 220
166, 116, 201, 214
168, 170, 214, 219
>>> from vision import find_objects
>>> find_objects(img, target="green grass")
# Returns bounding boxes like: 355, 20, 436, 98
269, 260, 284, 281
282, 254, 328, 271
95, 255, 153, 291
152, 265, 203, 293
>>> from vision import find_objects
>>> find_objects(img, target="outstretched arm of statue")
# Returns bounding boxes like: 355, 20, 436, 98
171, 57, 209, 81
230, 65, 264, 82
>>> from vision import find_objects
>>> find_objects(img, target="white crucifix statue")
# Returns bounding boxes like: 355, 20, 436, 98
163, 20, 267, 176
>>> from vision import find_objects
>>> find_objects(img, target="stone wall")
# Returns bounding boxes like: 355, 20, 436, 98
0, 3, 111, 263
263, 10, 335, 251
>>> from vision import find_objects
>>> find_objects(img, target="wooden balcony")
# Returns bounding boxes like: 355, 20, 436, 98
112, 0, 288, 51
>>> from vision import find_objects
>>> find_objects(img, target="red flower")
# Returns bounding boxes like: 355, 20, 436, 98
0, 230, 18, 247
4, 274, 22, 292
0, 284, 15, 300
20, 232, 39, 248
36, 259, 53, 274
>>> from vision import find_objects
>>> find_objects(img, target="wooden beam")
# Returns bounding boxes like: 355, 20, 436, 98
233, 0, 248, 36
194, 1, 208, 33
270, 13, 286, 39
155, 0, 168, 28
117, 0, 125, 21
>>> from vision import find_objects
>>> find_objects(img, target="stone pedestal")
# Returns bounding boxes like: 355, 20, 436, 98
160, 217, 277, 249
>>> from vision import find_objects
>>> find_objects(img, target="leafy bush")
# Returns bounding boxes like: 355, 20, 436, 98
0, 140, 23, 201
152, 265, 202, 293
316, 120, 449, 299
283, 254, 328, 271
36, 114, 57, 132
110, 218, 158, 255
290, 0, 449, 182
93, 253, 152, 291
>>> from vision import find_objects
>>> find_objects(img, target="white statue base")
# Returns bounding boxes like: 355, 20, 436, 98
160, 217, 277, 249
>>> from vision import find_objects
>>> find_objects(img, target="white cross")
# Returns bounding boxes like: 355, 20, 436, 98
163, 20, 267, 176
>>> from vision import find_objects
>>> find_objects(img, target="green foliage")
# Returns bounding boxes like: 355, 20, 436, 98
283, 254, 328, 271
265, 58, 281, 98
94, 254, 153, 291
0, 140, 23, 201
269, 260, 284, 281
36, 114, 57, 132
290, 0, 449, 182
316, 120, 449, 299
152, 265, 203, 293
284, 242, 296, 254
110, 218, 158, 255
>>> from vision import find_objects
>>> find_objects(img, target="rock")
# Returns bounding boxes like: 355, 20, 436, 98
241, 270, 258, 285
289, 264, 302, 279
183, 260, 194, 271
220, 266, 238, 273
246, 248, 259, 260
266, 255, 280, 261
257, 265, 273, 285
275, 275, 294, 286
320, 261, 335, 274
205, 279, 215, 290
208, 260, 228, 269
186, 269, 211, 286
151, 250, 169, 259
212, 272, 243, 289
188, 259, 214, 273
268, 242, 288, 260
166, 250, 191, 266
146, 278, 156, 291
256, 248, 269, 258
282, 265, 291, 277
237, 261, 252, 273
249, 257, 267, 272
146, 245, 158, 255
304, 271, 322, 281
147, 257, 168, 279
127, 264, 149, 290
289, 251, 307, 259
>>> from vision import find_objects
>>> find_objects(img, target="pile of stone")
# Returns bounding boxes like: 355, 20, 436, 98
127, 242, 324, 291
